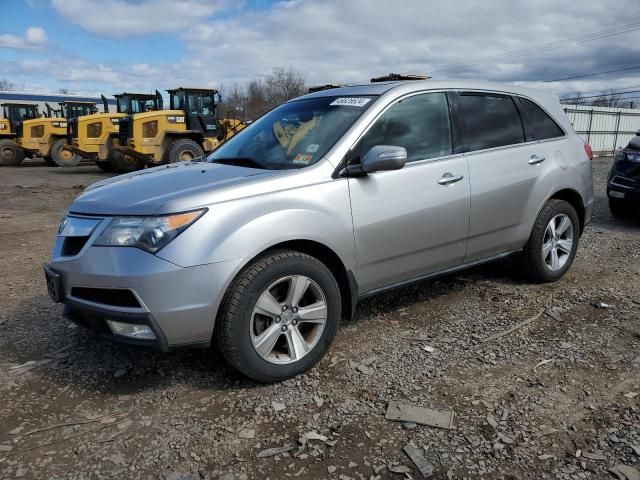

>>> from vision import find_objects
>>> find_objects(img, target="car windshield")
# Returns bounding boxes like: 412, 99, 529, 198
207, 95, 377, 170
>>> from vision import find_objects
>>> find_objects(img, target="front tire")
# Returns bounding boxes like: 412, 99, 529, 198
96, 160, 114, 172
51, 139, 81, 167
167, 139, 204, 164
109, 151, 145, 172
0, 139, 24, 166
216, 250, 341, 383
519, 200, 579, 283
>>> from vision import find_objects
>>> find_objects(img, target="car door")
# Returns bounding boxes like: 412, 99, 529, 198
347, 91, 470, 294
450, 91, 555, 262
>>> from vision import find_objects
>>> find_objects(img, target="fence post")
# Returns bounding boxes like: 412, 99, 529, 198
612, 111, 622, 154
586, 109, 594, 144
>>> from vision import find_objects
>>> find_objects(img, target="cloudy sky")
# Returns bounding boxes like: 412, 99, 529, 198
1, 0, 640, 101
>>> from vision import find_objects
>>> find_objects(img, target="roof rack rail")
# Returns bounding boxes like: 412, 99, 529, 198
370, 73, 431, 83
308, 84, 342, 93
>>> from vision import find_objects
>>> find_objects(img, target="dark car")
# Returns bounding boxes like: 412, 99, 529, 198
608, 130, 640, 217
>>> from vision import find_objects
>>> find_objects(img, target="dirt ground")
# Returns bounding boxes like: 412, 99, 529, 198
0, 157, 639, 480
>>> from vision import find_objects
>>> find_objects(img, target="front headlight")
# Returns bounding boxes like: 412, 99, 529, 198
94, 209, 206, 253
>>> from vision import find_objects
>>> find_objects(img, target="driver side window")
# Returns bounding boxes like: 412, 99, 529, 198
360, 92, 452, 163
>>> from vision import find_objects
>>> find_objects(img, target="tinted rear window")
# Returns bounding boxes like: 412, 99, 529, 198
516, 97, 564, 141
456, 93, 524, 152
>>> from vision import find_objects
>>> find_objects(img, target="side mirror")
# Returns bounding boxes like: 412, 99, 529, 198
361, 145, 407, 173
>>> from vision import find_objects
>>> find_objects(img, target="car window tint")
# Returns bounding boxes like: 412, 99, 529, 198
517, 97, 564, 141
457, 93, 524, 151
361, 92, 452, 162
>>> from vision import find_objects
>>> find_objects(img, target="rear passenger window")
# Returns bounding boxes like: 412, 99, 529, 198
456, 93, 524, 152
516, 97, 564, 141
361, 92, 452, 162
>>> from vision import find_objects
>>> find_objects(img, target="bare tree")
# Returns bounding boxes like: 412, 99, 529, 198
246, 79, 269, 119
219, 82, 248, 121
58, 88, 70, 94
215, 68, 307, 121
588, 89, 626, 108
264, 68, 306, 108
0, 78, 15, 91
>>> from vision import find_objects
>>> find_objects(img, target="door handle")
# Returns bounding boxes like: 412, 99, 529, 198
438, 173, 464, 186
528, 154, 546, 165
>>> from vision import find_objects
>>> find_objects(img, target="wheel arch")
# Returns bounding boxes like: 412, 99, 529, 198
163, 131, 204, 147
549, 188, 586, 234
230, 239, 357, 323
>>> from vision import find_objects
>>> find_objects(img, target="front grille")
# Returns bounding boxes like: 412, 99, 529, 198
118, 116, 131, 144
61, 236, 90, 256
612, 176, 638, 187
70, 287, 141, 308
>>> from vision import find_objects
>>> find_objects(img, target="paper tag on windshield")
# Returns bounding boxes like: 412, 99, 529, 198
330, 97, 371, 107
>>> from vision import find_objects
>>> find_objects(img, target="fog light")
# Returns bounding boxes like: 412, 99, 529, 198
106, 320, 156, 340
609, 191, 625, 199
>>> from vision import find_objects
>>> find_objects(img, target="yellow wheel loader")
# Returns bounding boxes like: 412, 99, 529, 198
64, 91, 162, 172
0, 103, 39, 166
18, 101, 98, 167
114, 87, 246, 171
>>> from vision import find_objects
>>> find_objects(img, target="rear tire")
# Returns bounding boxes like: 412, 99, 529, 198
167, 139, 204, 164
96, 160, 114, 172
0, 139, 24, 166
518, 200, 579, 283
51, 139, 81, 167
609, 198, 633, 218
216, 250, 341, 383
43, 156, 57, 166
109, 151, 145, 172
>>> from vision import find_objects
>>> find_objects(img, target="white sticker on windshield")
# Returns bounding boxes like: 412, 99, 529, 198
329, 97, 371, 107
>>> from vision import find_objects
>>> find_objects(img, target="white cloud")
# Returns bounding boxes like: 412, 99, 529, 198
50, 0, 227, 37
0, 26, 47, 49
9, 0, 640, 99
25, 27, 47, 45
174, 0, 640, 95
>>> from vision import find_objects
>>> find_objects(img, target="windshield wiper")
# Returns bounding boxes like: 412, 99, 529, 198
212, 157, 269, 169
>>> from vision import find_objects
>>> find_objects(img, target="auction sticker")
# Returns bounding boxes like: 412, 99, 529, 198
330, 97, 371, 107
293, 153, 314, 164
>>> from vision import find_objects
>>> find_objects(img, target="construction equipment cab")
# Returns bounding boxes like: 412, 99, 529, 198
0, 103, 39, 166
18, 101, 97, 167
114, 87, 245, 171
65, 91, 162, 172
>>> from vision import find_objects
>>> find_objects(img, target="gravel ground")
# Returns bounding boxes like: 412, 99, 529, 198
0, 157, 639, 480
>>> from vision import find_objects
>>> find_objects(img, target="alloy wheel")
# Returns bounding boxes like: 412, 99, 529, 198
542, 213, 574, 271
250, 275, 327, 364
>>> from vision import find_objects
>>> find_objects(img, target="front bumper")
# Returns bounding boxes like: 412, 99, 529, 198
63, 299, 169, 350
608, 176, 640, 205
46, 246, 243, 350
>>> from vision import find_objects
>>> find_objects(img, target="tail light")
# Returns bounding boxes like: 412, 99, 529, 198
583, 143, 593, 161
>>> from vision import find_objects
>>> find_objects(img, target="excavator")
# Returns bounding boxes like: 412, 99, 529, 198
64, 91, 162, 172
0, 103, 39, 166
17, 101, 98, 167
113, 87, 246, 171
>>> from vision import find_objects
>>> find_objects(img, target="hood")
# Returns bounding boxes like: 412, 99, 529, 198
76, 112, 126, 123
69, 161, 281, 216
22, 117, 67, 126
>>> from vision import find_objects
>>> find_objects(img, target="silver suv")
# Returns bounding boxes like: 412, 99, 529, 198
45, 80, 594, 382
